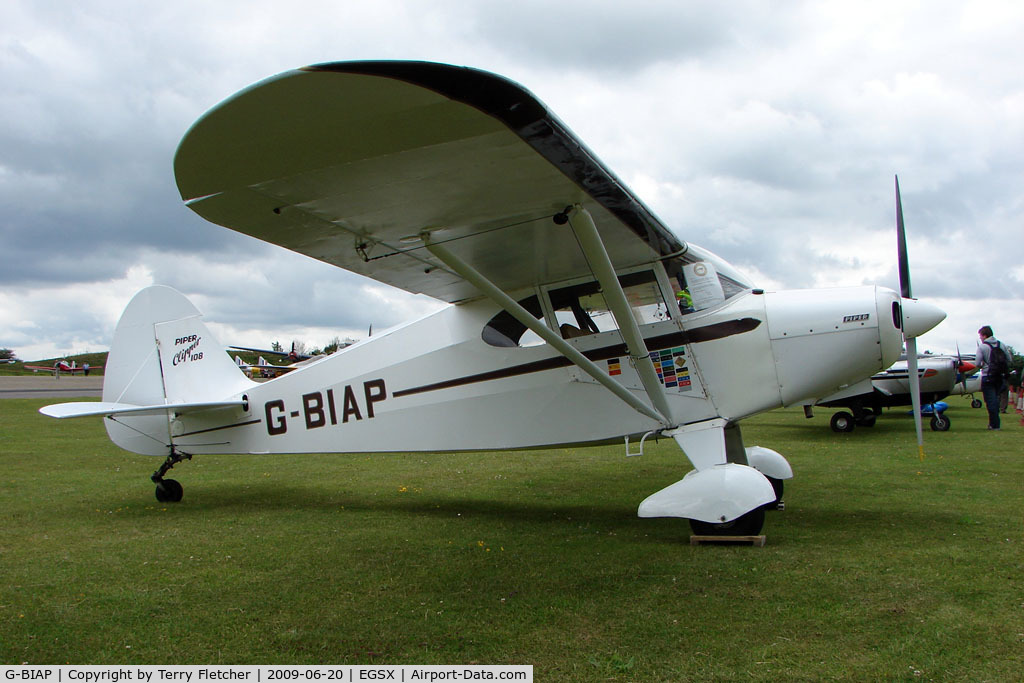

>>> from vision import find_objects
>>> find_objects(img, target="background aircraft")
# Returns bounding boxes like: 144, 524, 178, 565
809, 354, 964, 432
24, 359, 102, 375
234, 355, 282, 378
234, 354, 326, 378
950, 366, 983, 408
39, 61, 945, 537
231, 341, 352, 377
230, 341, 317, 363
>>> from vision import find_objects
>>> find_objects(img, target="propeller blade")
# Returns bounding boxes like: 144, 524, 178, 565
955, 341, 968, 394
896, 176, 925, 459
906, 338, 925, 460
895, 175, 913, 300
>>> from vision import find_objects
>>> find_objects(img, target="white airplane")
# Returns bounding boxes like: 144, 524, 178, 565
39, 61, 945, 537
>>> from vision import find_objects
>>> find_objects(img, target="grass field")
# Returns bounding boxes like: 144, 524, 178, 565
1, 396, 1021, 680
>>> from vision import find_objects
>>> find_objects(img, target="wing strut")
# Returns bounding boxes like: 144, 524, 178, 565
423, 236, 670, 427
566, 205, 675, 425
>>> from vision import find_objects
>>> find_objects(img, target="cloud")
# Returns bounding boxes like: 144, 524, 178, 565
0, 265, 155, 359
1, 0, 1022, 361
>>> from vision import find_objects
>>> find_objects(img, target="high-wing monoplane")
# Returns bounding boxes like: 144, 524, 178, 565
40, 61, 945, 537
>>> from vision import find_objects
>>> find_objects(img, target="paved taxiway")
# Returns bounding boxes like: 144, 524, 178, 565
0, 375, 103, 399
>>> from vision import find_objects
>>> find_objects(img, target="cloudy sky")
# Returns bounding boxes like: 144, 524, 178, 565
2, 0, 1021, 361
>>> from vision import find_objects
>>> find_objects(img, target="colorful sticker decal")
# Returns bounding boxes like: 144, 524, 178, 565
608, 349, 692, 392
649, 346, 692, 392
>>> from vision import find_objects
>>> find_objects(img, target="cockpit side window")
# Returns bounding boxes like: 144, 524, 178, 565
549, 270, 668, 339
549, 280, 609, 338
481, 269, 675, 348
481, 295, 543, 347
617, 270, 670, 325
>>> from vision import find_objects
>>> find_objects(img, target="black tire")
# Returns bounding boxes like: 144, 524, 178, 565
830, 411, 856, 433
155, 479, 184, 503
930, 413, 951, 432
762, 477, 784, 510
971, 398, 982, 409
689, 508, 765, 536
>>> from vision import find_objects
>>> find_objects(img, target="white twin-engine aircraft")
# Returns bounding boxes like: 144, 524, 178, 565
41, 61, 945, 536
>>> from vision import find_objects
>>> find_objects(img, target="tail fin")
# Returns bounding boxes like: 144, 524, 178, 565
102, 285, 256, 454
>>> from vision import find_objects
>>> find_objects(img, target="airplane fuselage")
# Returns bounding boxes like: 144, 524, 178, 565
160, 282, 905, 457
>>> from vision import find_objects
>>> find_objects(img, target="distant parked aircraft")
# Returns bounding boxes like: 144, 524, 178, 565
24, 360, 102, 376
809, 353, 969, 432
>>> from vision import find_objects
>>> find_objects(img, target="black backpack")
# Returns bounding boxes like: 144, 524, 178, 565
984, 341, 1009, 382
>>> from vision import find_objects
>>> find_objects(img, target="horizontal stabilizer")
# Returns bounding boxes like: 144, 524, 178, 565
40, 399, 247, 420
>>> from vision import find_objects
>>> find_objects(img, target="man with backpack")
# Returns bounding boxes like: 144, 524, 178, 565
977, 325, 1009, 430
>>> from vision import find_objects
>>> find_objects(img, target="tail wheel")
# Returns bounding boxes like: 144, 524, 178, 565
155, 478, 184, 503
689, 508, 765, 536
151, 449, 191, 503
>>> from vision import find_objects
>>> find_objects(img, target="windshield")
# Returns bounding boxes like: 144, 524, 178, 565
664, 251, 751, 314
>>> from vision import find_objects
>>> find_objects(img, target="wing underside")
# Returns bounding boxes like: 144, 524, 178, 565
174, 61, 685, 302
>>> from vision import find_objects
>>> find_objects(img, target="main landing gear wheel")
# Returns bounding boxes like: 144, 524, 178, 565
689, 508, 765, 536
830, 411, 856, 433
155, 479, 184, 503
971, 398, 982, 409
763, 477, 785, 511
930, 413, 951, 431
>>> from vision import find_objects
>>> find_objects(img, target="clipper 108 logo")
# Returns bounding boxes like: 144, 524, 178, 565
172, 334, 203, 365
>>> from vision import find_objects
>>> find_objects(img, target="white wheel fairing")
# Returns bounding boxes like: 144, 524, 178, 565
637, 463, 776, 523
745, 446, 793, 480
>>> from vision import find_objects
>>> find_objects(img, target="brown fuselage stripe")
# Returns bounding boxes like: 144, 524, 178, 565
392, 318, 761, 398
179, 418, 263, 437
